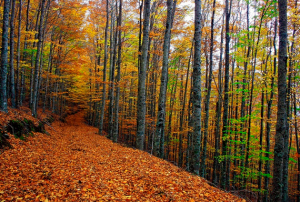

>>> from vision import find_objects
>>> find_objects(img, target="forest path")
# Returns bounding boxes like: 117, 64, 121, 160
0, 112, 243, 201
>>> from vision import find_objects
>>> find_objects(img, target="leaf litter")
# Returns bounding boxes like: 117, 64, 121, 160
0, 109, 244, 201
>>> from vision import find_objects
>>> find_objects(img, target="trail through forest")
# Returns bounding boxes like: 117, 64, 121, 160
0, 111, 243, 201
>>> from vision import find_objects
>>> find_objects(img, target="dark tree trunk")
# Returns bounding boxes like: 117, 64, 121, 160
221, 0, 231, 190
271, 0, 288, 200
154, 0, 176, 158
264, 19, 277, 202
99, 0, 109, 136
0, 0, 10, 112
190, 0, 202, 175
200, 0, 216, 177
9, 0, 16, 108
32, 0, 47, 117
108, 5, 117, 139
113, 0, 122, 143
136, 0, 151, 150
20, 0, 30, 106
212, 15, 224, 185
16, 0, 22, 107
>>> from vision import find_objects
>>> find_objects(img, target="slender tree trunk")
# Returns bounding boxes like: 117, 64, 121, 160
212, 17, 224, 185
113, 0, 122, 143
108, 4, 117, 139
16, 0, 22, 107
221, 0, 231, 189
264, 20, 277, 202
244, 8, 266, 186
271, 0, 288, 199
20, 0, 30, 106
179, 43, 193, 168
30, 2, 41, 109
154, 0, 176, 158
138, 0, 143, 71
32, 0, 47, 117
200, 0, 216, 177
190, 0, 202, 175
240, 2, 251, 187
136, 0, 151, 150
9, 0, 16, 108
99, 0, 109, 135
0, 0, 10, 112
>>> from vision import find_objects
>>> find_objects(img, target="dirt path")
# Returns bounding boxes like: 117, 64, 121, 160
0, 112, 243, 201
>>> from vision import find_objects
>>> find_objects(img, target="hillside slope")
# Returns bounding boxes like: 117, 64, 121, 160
0, 110, 244, 201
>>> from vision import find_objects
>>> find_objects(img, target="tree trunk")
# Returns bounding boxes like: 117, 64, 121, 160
200, 0, 216, 177
20, 0, 30, 106
190, 0, 202, 175
264, 20, 277, 202
179, 43, 193, 168
16, 0, 22, 107
154, 0, 176, 158
99, 0, 109, 135
32, 0, 47, 117
271, 0, 288, 199
212, 16, 224, 185
221, 0, 231, 189
9, 0, 16, 108
108, 4, 117, 139
0, 0, 10, 112
136, 0, 151, 150
113, 0, 122, 143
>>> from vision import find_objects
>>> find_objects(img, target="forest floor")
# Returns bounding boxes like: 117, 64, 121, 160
0, 108, 244, 201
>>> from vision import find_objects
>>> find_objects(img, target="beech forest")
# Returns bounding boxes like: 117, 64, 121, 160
0, 0, 299, 201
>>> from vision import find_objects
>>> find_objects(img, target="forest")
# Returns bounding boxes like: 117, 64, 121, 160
0, 0, 299, 201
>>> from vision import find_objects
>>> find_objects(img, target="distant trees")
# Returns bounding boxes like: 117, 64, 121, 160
0, 0, 87, 117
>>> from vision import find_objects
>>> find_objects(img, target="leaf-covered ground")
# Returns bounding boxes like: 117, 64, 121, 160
0, 110, 244, 201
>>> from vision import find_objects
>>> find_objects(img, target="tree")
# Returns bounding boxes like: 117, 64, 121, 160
154, 0, 176, 158
10, 0, 16, 108
221, 0, 231, 189
32, 0, 47, 117
190, 0, 202, 175
0, 0, 10, 113
200, 0, 216, 177
113, 0, 123, 142
136, 0, 151, 150
271, 0, 288, 200
16, 0, 23, 107
99, 0, 109, 136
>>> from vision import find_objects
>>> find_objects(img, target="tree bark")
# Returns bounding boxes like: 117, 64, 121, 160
20, 0, 30, 106
16, 0, 22, 107
221, 0, 231, 189
200, 0, 216, 177
113, 0, 122, 143
9, 0, 16, 108
154, 0, 176, 158
0, 0, 10, 112
271, 0, 288, 200
190, 0, 202, 175
136, 0, 151, 150
32, 0, 47, 117
99, 0, 109, 135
